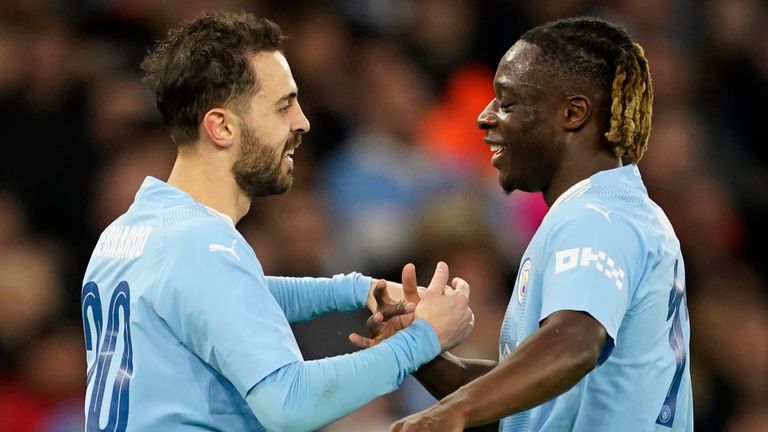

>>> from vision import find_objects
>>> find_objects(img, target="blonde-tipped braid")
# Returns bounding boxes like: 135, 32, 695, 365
605, 43, 653, 164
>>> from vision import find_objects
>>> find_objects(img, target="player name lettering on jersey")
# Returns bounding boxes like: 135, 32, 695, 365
554, 247, 626, 289
94, 225, 154, 259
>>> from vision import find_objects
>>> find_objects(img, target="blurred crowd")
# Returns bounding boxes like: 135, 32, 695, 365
0, 0, 766, 431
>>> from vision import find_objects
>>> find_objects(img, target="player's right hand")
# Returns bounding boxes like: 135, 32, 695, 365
415, 261, 474, 352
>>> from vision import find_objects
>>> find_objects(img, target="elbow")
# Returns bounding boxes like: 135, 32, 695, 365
252, 406, 291, 432
257, 408, 313, 432
248, 373, 317, 432
566, 330, 606, 377
251, 385, 332, 432
257, 418, 287, 432
570, 344, 600, 377
552, 323, 605, 379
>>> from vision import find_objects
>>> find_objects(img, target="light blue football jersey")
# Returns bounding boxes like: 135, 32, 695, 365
499, 165, 692, 432
82, 177, 304, 431
80, 177, 439, 431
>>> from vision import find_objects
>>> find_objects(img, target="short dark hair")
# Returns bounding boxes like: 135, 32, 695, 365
141, 12, 285, 143
520, 17, 653, 163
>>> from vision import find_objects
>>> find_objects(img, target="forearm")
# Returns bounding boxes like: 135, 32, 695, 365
413, 352, 496, 400
438, 315, 603, 427
247, 320, 440, 432
265, 273, 370, 322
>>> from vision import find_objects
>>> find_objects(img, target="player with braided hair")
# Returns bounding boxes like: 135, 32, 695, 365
356, 16, 692, 431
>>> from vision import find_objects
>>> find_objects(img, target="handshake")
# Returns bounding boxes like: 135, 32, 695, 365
352, 262, 475, 353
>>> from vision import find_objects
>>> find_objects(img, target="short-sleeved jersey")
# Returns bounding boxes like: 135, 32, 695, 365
81, 177, 302, 431
499, 165, 692, 432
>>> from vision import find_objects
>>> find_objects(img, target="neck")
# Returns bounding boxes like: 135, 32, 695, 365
166, 144, 250, 224
543, 151, 621, 207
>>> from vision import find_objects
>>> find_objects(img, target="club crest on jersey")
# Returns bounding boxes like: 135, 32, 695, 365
517, 258, 532, 304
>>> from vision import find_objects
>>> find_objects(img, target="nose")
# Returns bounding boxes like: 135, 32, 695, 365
477, 100, 497, 130
293, 102, 311, 134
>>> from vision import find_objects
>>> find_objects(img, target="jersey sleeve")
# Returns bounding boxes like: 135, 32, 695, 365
245, 319, 441, 432
265, 273, 371, 323
153, 220, 302, 396
540, 201, 645, 353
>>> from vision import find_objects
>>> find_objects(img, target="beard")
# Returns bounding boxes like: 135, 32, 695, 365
232, 124, 295, 200
501, 176, 515, 195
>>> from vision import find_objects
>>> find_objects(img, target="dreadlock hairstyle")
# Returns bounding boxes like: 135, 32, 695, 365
520, 17, 653, 163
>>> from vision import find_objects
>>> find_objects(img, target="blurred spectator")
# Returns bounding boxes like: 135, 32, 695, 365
89, 134, 175, 232
0, 324, 85, 432
0, 238, 84, 432
642, 110, 746, 271
321, 40, 454, 274
401, 0, 478, 86
411, 196, 511, 360
417, 64, 496, 176
0, 240, 64, 366
85, 73, 158, 155
0, 191, 28, 247
690, 263, 768, 431
277, 3, 357, 162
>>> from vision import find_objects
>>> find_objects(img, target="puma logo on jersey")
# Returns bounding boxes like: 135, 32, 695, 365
554, 247, 626, 289
585, 203, 612, 222
209, 239, 240, 261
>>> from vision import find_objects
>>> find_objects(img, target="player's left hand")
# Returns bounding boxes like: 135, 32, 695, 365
353, 277, 417, 347
352, 264, 424, 347
365, 278, 411, 315
353, 263, 470, 348
390, 405, 465, 432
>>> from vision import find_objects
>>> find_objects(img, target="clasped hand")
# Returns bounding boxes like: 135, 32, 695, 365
353, 262, 474, 352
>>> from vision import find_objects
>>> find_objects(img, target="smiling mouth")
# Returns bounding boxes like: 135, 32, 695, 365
486, 138, 506, 155
284, 136, 302, 160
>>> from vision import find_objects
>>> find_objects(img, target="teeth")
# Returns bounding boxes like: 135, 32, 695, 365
490, 144, 504, 152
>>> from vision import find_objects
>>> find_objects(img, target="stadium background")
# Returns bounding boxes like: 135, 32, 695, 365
0, 0, 766, 430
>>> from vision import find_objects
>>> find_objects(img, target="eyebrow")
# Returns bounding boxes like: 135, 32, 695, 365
494, 79, 518, 96
495, 79, 543, 97
275, 91, 297, 106
495, 78, 512, 89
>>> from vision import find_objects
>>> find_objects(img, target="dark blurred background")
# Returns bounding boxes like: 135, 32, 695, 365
0, 0, 766, 431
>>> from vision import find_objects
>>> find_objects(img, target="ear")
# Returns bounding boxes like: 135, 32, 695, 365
562, 94, 591, 131
201, 108, 236, 148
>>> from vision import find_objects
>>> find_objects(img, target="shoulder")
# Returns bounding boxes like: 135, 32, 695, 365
550, 195, 637, 231
544, 195, 648, 253
160, 206, 258, 277
163, 206, 237, 247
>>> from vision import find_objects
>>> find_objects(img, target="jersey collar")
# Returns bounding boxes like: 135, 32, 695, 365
549, 164, 642, 212
204, 206, 235, 227
550, 178, 592, 211
137, 177, 236, 227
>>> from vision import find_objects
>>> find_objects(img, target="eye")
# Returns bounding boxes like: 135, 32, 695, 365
277, 100, 294, 114
500, 102, 514, 113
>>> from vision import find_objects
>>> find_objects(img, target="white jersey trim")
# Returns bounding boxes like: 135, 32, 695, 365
204, 206, 235, 227
550, 178, 592, 211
